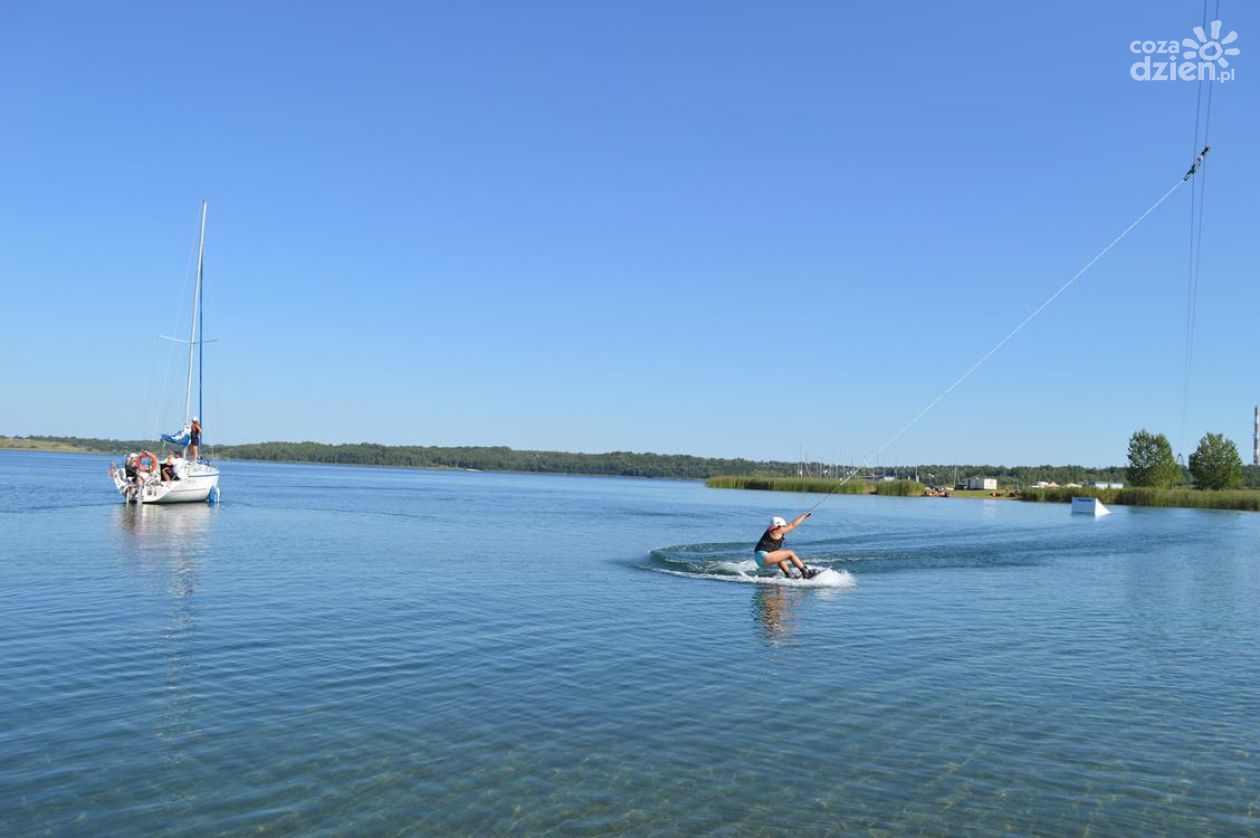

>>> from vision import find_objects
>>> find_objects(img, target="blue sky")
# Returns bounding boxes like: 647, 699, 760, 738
2, 1, 1256, 465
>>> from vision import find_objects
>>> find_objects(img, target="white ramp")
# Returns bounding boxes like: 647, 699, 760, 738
1071, 496, 1111, 516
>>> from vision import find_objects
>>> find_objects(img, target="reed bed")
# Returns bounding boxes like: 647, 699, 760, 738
705, 475, 876, 495
873, 480, 925, 496
1021, 486, 1260, 511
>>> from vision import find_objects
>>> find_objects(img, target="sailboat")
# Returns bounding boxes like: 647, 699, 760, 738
110, 201, 222, 504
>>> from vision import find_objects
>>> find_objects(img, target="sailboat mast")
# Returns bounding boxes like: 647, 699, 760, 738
183, 201, 207, 424
198, 202, 206, 435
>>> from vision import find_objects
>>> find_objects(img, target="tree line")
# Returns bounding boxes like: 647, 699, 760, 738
3, 436, 795, 479
218, 441, 792, 479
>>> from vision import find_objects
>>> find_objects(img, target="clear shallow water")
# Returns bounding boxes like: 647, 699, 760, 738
2, 450, 1259, 834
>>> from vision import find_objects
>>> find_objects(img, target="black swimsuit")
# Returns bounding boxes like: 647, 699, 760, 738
754, 528, 784, 554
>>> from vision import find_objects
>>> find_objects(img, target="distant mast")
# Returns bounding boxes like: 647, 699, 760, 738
1253, 405, 1258, 466
183, 201, 207, 425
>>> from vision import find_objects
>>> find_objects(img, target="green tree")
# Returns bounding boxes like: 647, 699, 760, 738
1188, 432, 1244, 490
1126, 429, 1180, 488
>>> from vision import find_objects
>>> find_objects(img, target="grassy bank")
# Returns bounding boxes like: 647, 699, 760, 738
0, 436, 96, 452
705, 475, 926, 497
710, 476, 1260, 511
1021, 486, 1260, 512
947, 489, 1021, 500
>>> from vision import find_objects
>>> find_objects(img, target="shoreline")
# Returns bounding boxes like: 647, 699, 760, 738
707, 475, 1260, 513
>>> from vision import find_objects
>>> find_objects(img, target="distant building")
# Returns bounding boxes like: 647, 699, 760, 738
966, 477, 997, 491
1034, 481, 1060, 489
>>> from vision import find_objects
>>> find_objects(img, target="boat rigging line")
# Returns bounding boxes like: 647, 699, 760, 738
802, 150, 1211, 516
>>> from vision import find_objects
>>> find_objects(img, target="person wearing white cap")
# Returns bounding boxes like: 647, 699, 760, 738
188, 417, 202, 462
752, 512, 819, 579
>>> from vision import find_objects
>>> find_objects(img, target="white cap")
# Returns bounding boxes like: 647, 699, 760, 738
771, 516, 787, 528
192, 417, 198, 422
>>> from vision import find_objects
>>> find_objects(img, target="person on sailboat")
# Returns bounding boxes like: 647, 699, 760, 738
753, 513, 821, 579
121, 454, 142, 495
121, 452, 156, 498
188, 417, 201, 461
160, 454, 183, 483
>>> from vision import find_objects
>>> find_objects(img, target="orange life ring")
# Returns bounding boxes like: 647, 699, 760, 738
136, 451, 160, 474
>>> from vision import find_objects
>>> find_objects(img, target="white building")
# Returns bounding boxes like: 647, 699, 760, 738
966, 477, 997, 491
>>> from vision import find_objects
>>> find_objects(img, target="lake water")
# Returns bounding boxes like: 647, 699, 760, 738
2, 450, 1259, 834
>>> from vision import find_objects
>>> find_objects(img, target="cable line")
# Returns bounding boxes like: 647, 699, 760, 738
1180, 0, 1221, 456
802, 160, 1204, 516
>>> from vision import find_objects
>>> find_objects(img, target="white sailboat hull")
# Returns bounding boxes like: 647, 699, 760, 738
112, 463, 220, 504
